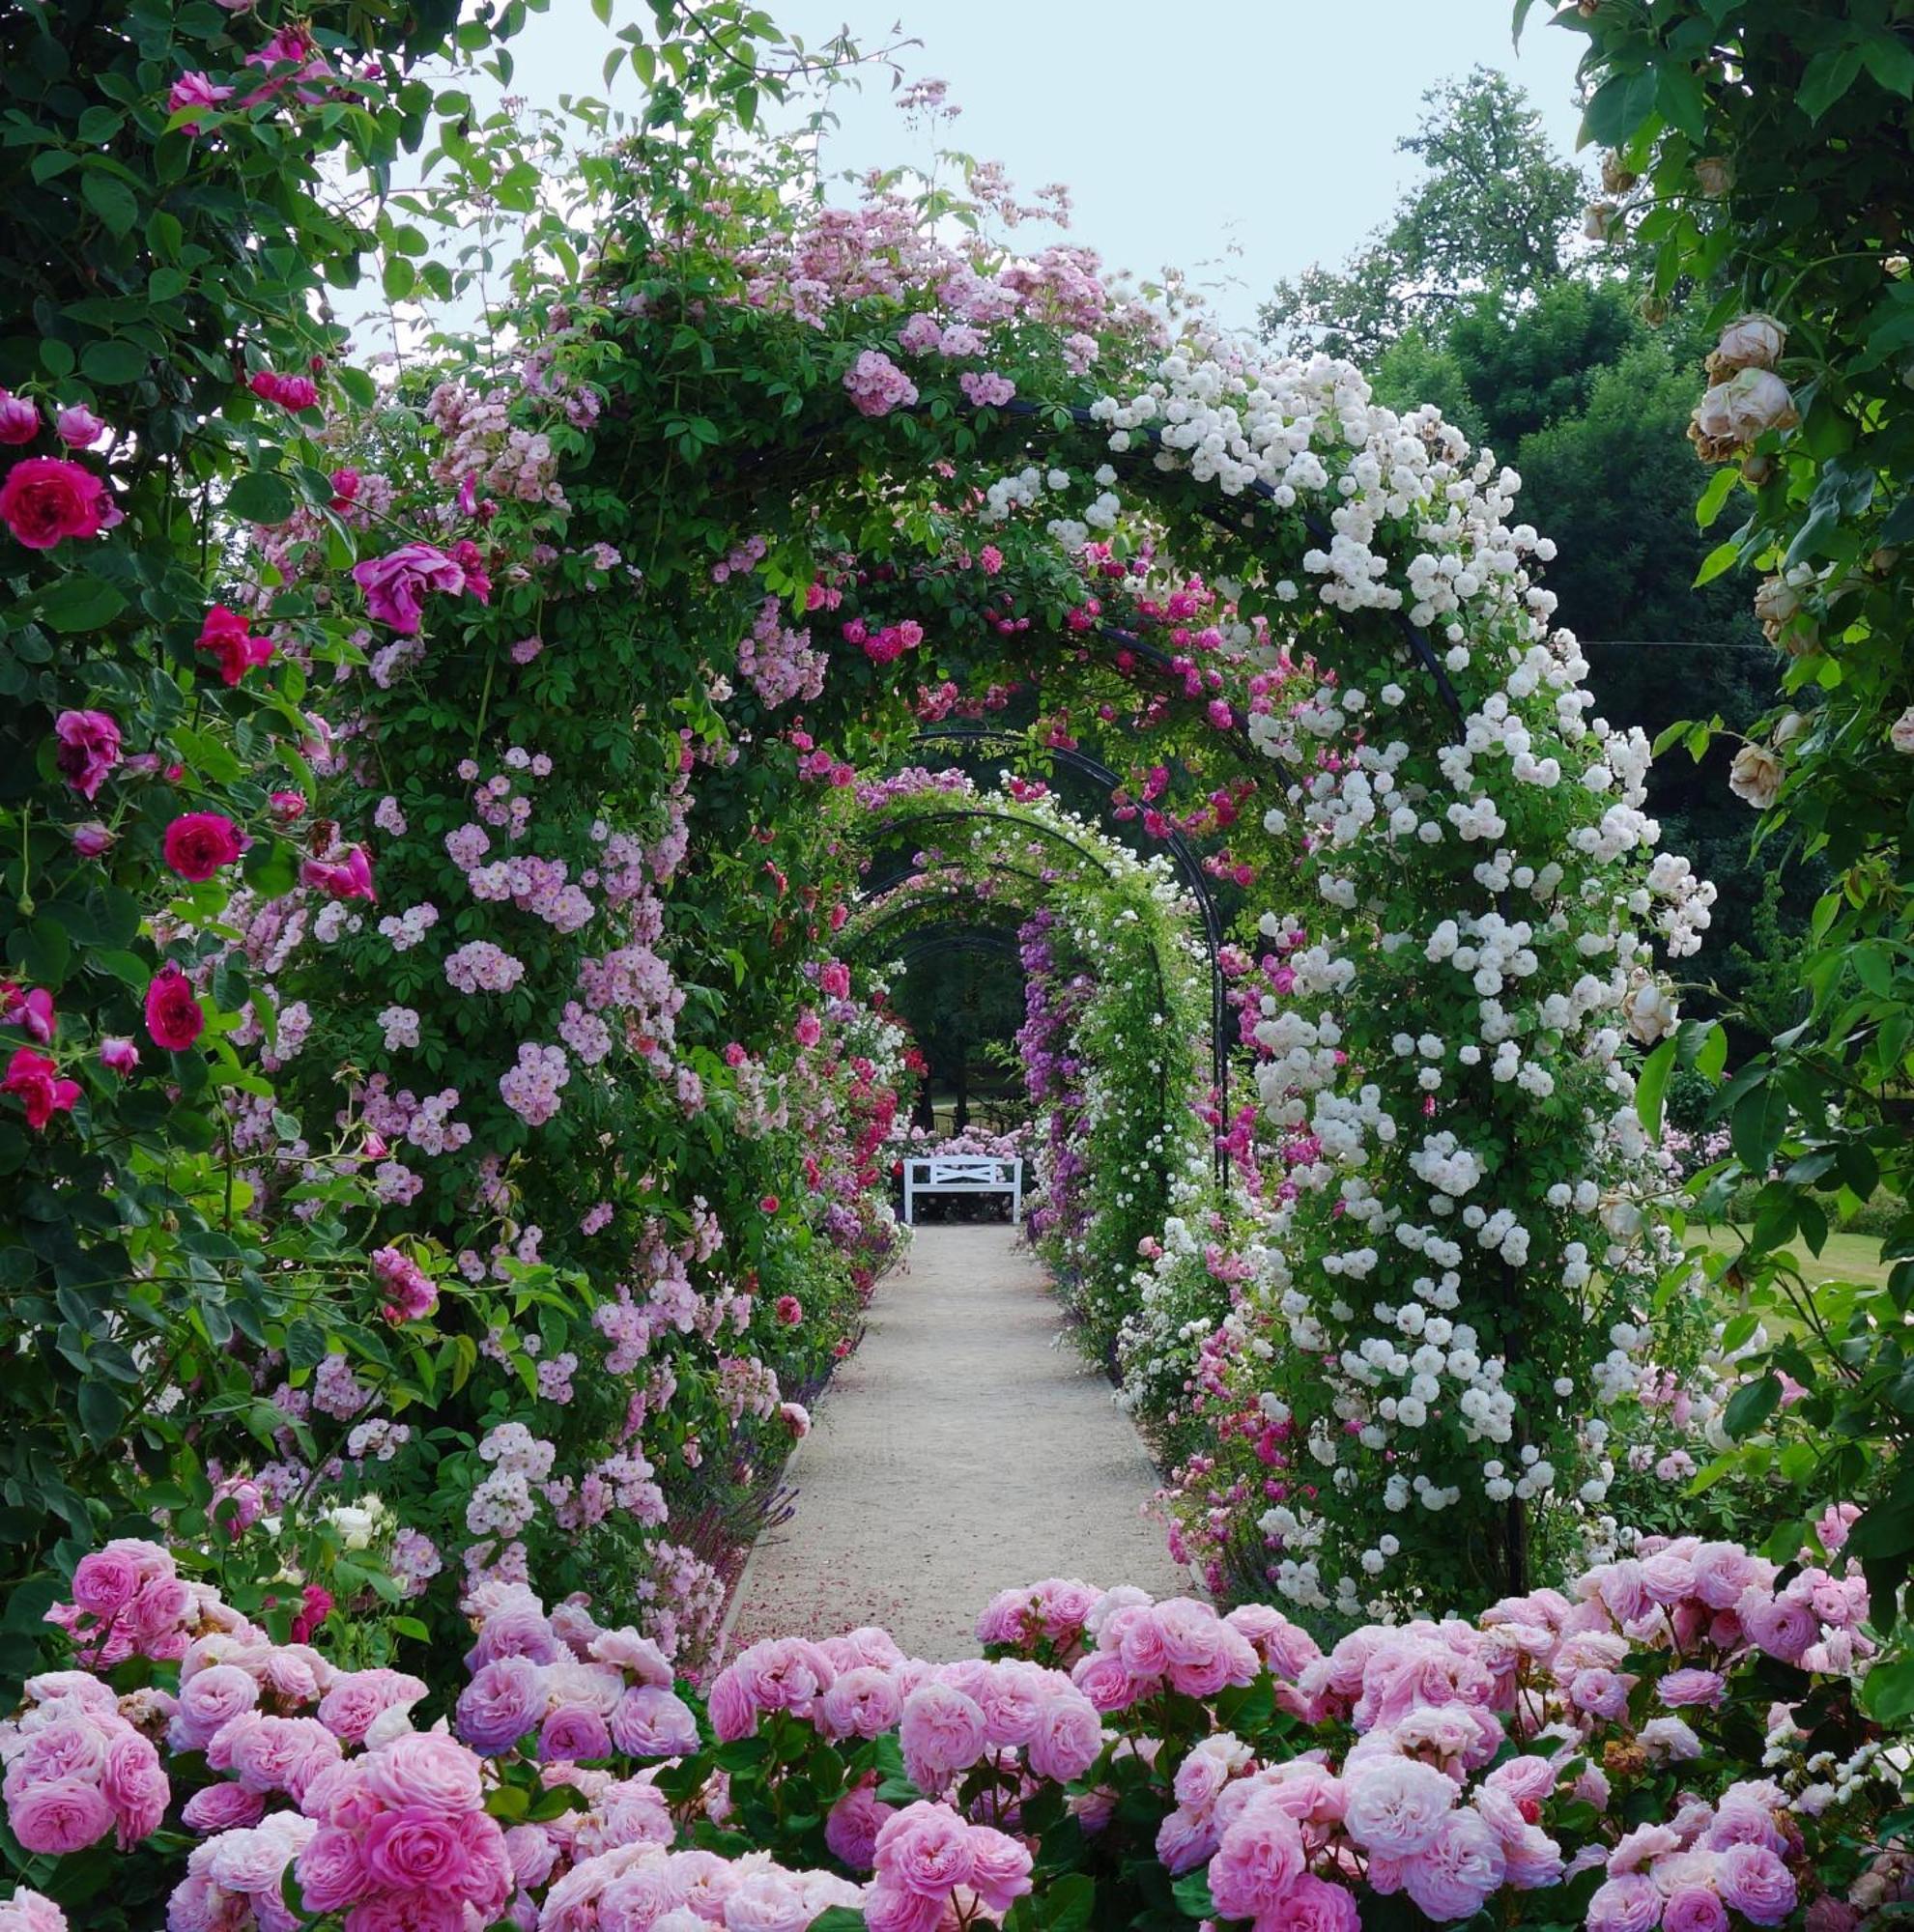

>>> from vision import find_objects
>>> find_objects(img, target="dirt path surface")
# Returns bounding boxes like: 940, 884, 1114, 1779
725, 1224, 1189, 1661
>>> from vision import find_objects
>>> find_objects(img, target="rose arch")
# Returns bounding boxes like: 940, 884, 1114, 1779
211, 118, 1731, 1632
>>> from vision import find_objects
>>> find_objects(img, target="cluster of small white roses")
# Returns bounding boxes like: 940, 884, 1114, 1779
1032, 334, 1713, 1606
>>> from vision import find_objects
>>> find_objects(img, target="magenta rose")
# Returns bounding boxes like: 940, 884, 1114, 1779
351, 542, 468, 634
144, 963, 205, 1052
0, 456, 107, 549
51, 709, 122, 800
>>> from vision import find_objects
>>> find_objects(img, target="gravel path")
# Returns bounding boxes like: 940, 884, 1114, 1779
725, 1224, 1189, 1660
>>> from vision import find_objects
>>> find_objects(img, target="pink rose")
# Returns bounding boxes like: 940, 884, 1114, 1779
352, 542, 470, 634
1657, 1668, 1727, 1709
8, 1776, 114, 1855
359, 1807, 472, 1893
1027, 1690, 1103, 1783
166, 71, 234, 134
820, 1666, 903, 1741
144, 964, 205, 1052
898, 1683, 986, 1788
100, 1729, 167, 1845
1342, 1756, 1456, 1859
1716, 1843, 1797, 1926
538, 1705, 611, 1763
1587, 1874, 1663, 1932
872, 1801, 973, 1897
1280, 1874, 1362, 1932
54, 407, 106, 450
824, 1781, 893, 1872
52, 709, 121, 800
1070, 1649, 1141, 1712
1401, 1808, 1507, 1921
608, 1686, 700, 1758
162, 812, 244, 882
357, 1732, 483, 1815
1207, 1788, 1305, 1920
1664, 1889, 1730, 1932
70, 1548, 143, 1616
0, 390, 39, 444
292, 1824, 366, 1913
182, 1783, 267, 1834
965, 1823, 1034, 1912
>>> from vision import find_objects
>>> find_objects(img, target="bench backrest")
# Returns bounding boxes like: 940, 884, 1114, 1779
907, 1156, 1016, 1186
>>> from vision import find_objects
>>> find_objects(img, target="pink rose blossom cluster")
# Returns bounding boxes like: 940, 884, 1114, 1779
42, 1538, 216, 1667
1587, 1788, 1802, 1931
707, 1625, 1105, 1798
455, 1583, 698, 1765
843, 349, 919, 418
0, 1888, 65, 1932
863, 1799, 1033, 1932
537, 1841, 862, 1932
500, 1040, 571, 1124
0, 1670, 168, 1855
445, 938, 528, 993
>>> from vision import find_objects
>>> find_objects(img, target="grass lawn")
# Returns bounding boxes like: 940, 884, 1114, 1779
1695, 1226, 1897, 1294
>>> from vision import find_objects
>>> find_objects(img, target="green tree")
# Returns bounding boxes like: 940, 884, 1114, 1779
1261, 67, 1589, 360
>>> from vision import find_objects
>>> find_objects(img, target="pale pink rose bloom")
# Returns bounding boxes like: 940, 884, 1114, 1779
897, 1684, 985, 1788
1401, 1807, 1506, 1921
824, 1781, 893, 1871
1342, 1756, 1456, 1859
1207, 1788, 1306, 1921
1587, 1873, 1664, 1932
1716, 1842, 1797, 1925
9, 1776, 114, 1854
1027, 1690, 1103, 1783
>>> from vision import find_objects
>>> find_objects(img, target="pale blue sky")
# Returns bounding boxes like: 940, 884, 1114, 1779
496, 0, 1589, 331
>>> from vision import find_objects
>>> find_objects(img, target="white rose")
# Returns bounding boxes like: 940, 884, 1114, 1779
1709, 313, 1786, 375
1694, 155, 1734, 197
1691, 367, 1799, 462
1772, 709, 1809, 748
1728, 742, 1784, 810
1623, 978, 1678, 1045
1891, 705, 1914, 755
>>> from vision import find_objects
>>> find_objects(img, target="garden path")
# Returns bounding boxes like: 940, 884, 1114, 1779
723, 1224, 1189, 1660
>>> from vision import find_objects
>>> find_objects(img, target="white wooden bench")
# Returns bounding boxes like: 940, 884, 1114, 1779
902, 1155, 1023, 1225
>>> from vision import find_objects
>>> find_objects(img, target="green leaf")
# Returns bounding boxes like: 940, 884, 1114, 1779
1696, 465, 1737, 529
226, 470, 298, 524
1636, 1036, 1676, 1135
383, 255, 417, 301
37, 573, 127, 634
77, 1378, 126, 1448
1799, 43, 1866, 122
1693, 537, 1742, 586
1730, 1079, 1790, 1172
1863, 1656, 1914, 1724
1864, 31, 1914, 97
80, 171, 139, 237
1695, 1021, 1728, 1083
1655, 63, 1708, 142
1581, 67, 1659, 148
1724, 1373, 1782, 1440
79, 339, 149, 385
1044, 1875, 1096, 1932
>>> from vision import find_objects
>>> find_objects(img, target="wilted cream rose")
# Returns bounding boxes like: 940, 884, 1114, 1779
1707, 313, 1787, 377
1753, 574, 1814, 649
1690, 367, 1798, 462
1772, 710, 1809, 748
1624, 977, 1678, 1045
1601, 153, 1640, 195
1584, 200, 1620, 242
1694, 156, 1734, 197
1891, 705, 1914, 755
1728, 741, 1784, 809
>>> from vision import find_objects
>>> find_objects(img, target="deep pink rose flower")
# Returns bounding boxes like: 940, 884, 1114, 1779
162, 811, 243, 882
195, 604, 273, 685
165, 71, 233, 134
300, 843, 376, 901
144, 964, 205, 1052
0, 456, 108, 548
52, 709, 122, 799
71, 820, 113, 857
2, 1047, 79, 1129
352, 542, 468, 634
